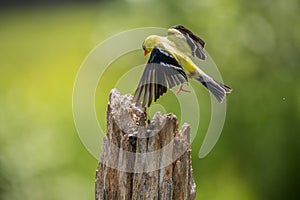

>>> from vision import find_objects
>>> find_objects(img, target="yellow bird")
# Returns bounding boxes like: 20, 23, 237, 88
133, 25, 232, 107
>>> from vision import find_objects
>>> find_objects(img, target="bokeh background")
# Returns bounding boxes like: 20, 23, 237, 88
1, 0, 300, 199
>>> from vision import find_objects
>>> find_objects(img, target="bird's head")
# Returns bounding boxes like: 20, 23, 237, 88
142, 35, 157, 56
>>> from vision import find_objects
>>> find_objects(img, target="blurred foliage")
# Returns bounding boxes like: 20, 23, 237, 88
0, 0, 300, 199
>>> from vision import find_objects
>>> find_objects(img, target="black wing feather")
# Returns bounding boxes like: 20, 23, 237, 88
133, 47, 188, 107
171, 25, 207, 60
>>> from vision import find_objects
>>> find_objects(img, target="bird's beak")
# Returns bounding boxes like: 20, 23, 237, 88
144, 50, 149, 56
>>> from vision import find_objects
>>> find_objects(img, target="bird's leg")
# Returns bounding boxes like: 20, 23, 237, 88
187, 71, 197, 78
187, 73, 193, 79
176, 82, 190, 95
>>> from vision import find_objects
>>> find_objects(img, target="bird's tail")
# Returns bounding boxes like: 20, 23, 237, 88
195, 74, 232, 103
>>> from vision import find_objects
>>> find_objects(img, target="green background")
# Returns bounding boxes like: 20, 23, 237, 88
1, 0, 299, 199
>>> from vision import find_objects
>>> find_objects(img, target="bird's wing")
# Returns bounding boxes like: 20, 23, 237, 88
133, 47, 188, 107
168, 25, 207, 60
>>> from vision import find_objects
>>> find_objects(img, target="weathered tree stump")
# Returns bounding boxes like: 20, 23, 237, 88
95, 89, 196, 200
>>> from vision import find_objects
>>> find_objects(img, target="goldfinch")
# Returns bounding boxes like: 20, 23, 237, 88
133, 25, 232, 107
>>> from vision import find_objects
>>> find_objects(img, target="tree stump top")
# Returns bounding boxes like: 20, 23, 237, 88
95, 89, 196, 200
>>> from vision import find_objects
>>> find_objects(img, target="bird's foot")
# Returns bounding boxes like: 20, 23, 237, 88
176, 83, 190, 95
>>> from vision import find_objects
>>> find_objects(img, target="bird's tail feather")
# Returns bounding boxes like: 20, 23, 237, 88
195, 74, 232, 103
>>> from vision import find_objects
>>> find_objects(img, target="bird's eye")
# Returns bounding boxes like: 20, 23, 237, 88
142, 44, 146, 50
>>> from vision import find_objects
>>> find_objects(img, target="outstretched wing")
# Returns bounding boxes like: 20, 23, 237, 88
133, 47, 188, 107
168, 25, 207, 60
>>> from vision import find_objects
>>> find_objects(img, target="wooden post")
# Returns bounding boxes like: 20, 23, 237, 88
95, 89, 196, 200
